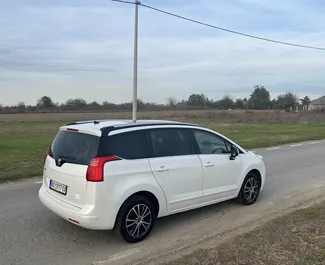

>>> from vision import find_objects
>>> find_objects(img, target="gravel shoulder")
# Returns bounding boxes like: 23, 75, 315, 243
116, 185, 325, 265
162, 197, 325, 265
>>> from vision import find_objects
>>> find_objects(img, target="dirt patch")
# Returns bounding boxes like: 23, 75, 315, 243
163, 202, 325, 265
122, 185, 325, 265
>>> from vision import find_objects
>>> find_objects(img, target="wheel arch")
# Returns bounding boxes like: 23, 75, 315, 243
113, 190, 162, 228
125, 191, 160, 217
237, 168, 263, 197
247, 169, 262, 186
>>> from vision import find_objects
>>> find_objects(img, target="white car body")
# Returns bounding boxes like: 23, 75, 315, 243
39, 119, 266, 242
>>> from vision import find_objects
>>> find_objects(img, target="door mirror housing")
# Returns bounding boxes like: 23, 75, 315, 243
230, 146, 239, 160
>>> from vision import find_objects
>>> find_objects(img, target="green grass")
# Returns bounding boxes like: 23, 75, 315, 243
0, 121, 62, 183
1, 120, 325, 183
206, 122, 325, 149
163, 200, 325, 265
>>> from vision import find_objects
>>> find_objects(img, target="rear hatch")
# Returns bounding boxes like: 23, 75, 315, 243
43, 129, 100, 208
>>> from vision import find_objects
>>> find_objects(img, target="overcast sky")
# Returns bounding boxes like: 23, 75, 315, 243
1, 0, 325, 106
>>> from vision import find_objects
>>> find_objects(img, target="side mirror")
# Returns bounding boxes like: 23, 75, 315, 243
230, 146, 239, 160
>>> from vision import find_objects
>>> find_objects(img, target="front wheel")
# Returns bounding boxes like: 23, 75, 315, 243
237, 172, 261, 205
114, 196, 156, 243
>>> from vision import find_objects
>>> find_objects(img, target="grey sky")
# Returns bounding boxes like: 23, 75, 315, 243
1, 0, 325, 105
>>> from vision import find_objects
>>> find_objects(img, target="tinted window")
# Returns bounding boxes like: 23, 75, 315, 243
99, 130, 149, 160
225, 141, 232, 152
149, 129, 192, 157
193, 130, 229, 154
51, 130, 100, 165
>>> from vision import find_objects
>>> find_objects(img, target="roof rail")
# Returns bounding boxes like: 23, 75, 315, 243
100, 121, 200, 136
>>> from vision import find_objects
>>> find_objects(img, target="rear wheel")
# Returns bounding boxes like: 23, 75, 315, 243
237, 172, 261, 205
114, 196, 156, 243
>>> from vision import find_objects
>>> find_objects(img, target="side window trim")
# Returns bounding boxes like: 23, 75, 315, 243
187, 129, 201, 154
144, 129, 155, 158
181, 128, 197, 155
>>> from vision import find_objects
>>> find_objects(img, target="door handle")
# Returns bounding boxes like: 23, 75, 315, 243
157, 166, 169, 172
204, 162, 214, 167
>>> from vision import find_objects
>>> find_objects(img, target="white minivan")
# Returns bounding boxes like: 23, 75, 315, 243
39, 119, 265, 243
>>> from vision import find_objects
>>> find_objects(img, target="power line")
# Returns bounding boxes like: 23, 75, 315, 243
111, 0, 325, 51
111, 0, 136, 4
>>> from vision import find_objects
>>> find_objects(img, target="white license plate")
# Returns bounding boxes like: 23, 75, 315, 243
49, 180, 67, 195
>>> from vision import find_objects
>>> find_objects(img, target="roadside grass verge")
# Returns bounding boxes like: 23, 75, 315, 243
1, 120, 325, 183
163, 200, 325, 265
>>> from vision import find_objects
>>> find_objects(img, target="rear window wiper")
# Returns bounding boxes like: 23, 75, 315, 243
57, 155, 75, 161
54, 156, 76, 167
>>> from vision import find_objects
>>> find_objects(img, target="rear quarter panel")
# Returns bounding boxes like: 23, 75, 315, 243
102, 159, 168, 220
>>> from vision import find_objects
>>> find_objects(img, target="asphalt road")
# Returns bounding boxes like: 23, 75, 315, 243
1, 140, 325, 265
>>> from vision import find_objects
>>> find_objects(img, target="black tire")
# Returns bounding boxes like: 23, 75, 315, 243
114, 195, 156, 243
237, 172, 261, 205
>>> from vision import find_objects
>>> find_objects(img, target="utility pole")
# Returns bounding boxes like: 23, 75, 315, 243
132, 1, 139, 122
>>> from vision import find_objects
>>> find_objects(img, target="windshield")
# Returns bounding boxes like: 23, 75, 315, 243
50, 130, 100, 165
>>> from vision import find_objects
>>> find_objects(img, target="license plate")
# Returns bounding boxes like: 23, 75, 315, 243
49, 179, 67, 195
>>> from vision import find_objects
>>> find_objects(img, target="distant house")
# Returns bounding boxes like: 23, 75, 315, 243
309, 96, 325, 111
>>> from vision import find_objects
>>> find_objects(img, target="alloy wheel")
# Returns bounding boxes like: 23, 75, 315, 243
244, 177, 259, 203
125, 204, 152, 238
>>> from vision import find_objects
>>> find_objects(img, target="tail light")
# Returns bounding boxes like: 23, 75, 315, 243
86, 156, 121, 182
44, 147, 51, 164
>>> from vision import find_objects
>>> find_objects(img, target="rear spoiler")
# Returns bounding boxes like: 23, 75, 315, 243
65, 120, 101, 126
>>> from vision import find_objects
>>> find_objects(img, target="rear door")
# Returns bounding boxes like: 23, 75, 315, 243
147, 128, 204, 212
43, 129, 100, 208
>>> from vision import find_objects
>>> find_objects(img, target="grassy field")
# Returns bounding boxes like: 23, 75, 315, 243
1, 109, 325, 123
1, 110, 325, 182
164, 200, 325, 265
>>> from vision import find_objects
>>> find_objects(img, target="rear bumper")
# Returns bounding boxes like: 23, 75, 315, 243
38, 185, 115, 230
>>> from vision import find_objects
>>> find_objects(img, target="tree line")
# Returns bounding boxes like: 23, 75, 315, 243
0, 85, 313, 114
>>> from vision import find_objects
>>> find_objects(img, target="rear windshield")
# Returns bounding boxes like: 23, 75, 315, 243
50, 130, 100, 165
